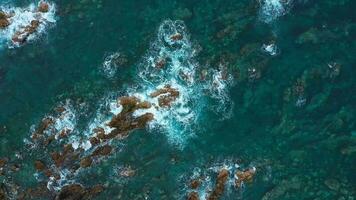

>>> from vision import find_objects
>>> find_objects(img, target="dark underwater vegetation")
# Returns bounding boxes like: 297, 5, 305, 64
0, 0, 355, 199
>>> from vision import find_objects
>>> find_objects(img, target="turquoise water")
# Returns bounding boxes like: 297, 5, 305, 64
0, 0, 355, 199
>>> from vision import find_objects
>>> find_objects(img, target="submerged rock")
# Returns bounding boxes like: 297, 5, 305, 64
187, 191, 199, 200
34, 160, 46, 171
80, 157, 92, 168
55, 184, 104, 200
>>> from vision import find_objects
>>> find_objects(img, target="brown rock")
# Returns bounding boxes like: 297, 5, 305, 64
56, 184, 86, 200
155, 58, 166, 69
89, 137, 100, 146
0, 158, 7, 167
88, 185, 104, 197
170, 33, 183, 41
34, 160, 46, 171
207, 169, 229, 200
235, 168, 256, 188
92, 145, 112, 157
187, 191, 199, 200
150, 85, 179, 107
190, 179, 201, 189
0, 11, 10, 29
38, 1, 50, 13
51, 152, 64, 167
80, 157, 92, 168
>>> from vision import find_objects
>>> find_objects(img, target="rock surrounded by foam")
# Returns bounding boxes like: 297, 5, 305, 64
0, 1, 56, 48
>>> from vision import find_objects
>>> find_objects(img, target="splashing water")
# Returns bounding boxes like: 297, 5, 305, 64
259, 0, 293, 23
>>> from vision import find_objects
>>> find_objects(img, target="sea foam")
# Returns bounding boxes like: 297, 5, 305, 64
259, 0, 293, 23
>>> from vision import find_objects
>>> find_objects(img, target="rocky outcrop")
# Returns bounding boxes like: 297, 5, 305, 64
0, 11, 10, 29
235, 167, 256, 188
207, 169, 229, 200
150, 85, 180, 108
55, 184, 104, 200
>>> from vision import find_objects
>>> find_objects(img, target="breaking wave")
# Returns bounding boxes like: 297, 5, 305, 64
258, 0, 293, 23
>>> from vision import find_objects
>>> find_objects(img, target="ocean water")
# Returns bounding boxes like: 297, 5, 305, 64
0, 0, 355, 199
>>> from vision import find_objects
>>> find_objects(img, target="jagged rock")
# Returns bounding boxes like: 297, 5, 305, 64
56, 184, 87, 200
190, 179, 201, 189
150, 85, 179, 107
187, 191, 199, 200
170, 33, 183, 41
0, 158, 7, 167
0, 11, 10, 29
12, 20, 41, 45
55, 184, 104, 200
207, 169, 229, 200
235, 167, 256, 188
51, 152, 64, 167
34, 160, 46, 171
0, 184, 6, 200
34, 117, 54, 136
38, 1, 50, 13
80, 157, 92, 168
155, 58, 166, 68
89, 137, 100, 146
108, 96, 153, 134
91, 145, 112, 157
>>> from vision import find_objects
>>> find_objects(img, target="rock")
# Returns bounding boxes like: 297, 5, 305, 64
187, 191, 199, 200
190, 179, 201, 189
207, 169, 229, 200
80, 157, 92, 168
155, 58, 166, 69
0, 158, 7, 167
235, 167, 256, 188
38, 1, 50, 13
170, 33, 183, 41
0, 11, 10, 28
34, 160, 46, 171
51, 152, 64, 167
324, 179, 340, 191
87, 185, 104, 197
150, 85, 180, 107
0, 184, 6, 200
89, 137, 100, 146
119, 167, 135, 177
12, 20, 41, 45
92, 145, 112, 157
55, 184, 104, 200
56, 184, 86, 200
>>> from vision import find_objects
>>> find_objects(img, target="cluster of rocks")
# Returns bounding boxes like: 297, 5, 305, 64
0, 1, 53, 46
150, 85, 180, 108
187, 166, 256, 200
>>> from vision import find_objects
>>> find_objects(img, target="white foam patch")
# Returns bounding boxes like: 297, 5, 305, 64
0, 1, 56, 48
259, 0, 293, 23
261, 42, 280, 56
101, 52, 122, 78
